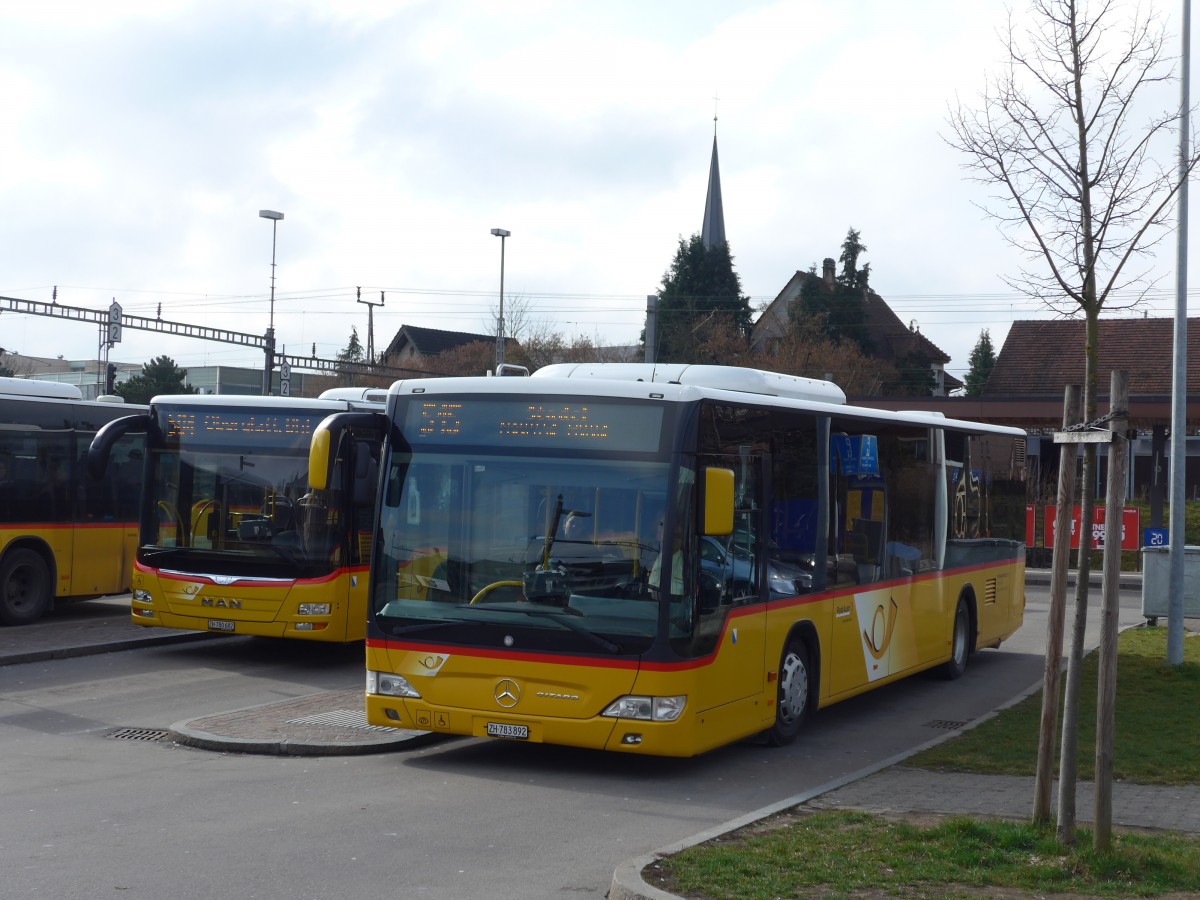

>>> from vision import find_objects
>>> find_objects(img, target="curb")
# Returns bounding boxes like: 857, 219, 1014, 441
168, 690, 448, 757
169, 720, 443, 756
1, 630, 223, 667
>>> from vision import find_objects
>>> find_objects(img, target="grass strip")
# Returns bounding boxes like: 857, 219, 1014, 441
656, 810, 1200, 898
909, 627, 1200, 783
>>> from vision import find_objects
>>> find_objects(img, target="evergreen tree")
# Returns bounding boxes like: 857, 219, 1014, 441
651, 234, 752, 363
337, 327, 365, 365
963, 329, 996, 396
795, 228, 873, 355
115, 355, 197, 404
886, 348, 937, 397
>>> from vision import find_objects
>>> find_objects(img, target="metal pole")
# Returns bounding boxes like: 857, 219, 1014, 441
490, 228, 510, 369
263, 218, 277, 396
645, 295, 657, 364
1168, 0, 1191, 665
356, 287, 385, 364
497, 234, 506, 368
259, 210, 284, 396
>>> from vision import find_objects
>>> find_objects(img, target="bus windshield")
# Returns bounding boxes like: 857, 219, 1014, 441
371, 450, 683, 655
143, 404, 343, 578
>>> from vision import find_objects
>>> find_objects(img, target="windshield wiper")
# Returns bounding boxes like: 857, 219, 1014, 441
506, 607, 622, 654
386, 603, 622, 654
139, 546, 181, 559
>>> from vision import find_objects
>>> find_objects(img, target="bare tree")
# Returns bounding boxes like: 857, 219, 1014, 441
489, 293, 535, 344
946, 0, 1200, 846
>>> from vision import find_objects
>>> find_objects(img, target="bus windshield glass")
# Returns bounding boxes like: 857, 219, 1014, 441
372, 450, 678, 656
142, 404, 341, 577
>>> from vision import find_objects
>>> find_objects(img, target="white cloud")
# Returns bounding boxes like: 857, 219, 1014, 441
0, 0, 1192, 379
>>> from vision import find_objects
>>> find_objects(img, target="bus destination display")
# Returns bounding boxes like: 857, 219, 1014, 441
160, 408, 328, 447
406, 399, 663, 452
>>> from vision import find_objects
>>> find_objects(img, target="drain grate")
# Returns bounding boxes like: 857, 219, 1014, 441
286, 709, 395, 732
109, 727, 171, 742
924, 719, 967, 730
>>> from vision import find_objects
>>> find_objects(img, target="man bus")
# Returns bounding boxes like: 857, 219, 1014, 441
0, 377, 144, 625
311, 364, 1027, 756
89, 388, 385, 641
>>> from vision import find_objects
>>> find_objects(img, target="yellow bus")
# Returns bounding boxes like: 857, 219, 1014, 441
313, 364, 1026, 756
0, 377, 144, 625
89, 389, 385, 641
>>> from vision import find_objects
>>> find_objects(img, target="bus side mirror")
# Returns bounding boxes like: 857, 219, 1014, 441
703, 467, 734, 536
309, 427, 332, 491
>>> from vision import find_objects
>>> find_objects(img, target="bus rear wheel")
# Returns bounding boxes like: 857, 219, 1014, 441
940, 597, 970, 680
766, 638, 810, 746
0, 549, 52, 626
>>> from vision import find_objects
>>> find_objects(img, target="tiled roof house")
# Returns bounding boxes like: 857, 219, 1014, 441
380, 325, 516, 370
983, 317, 1200, 397
753, 259, 956, 395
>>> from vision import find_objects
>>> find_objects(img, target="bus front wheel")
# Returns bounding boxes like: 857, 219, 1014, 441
766, 638, 810, 746
0, 549, 52, 626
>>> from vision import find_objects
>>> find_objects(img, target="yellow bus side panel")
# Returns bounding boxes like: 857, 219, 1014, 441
1, 522, 135, 600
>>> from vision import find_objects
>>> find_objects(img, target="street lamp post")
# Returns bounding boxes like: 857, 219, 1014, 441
490, 228, 510, 369
259, 209, 284, 395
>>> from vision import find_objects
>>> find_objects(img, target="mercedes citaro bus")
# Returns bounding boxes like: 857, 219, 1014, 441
310, 364, 1026, 756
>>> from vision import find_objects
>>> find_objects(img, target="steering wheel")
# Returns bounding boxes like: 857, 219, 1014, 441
468, 580, 524, 605
264, 495, 294, 515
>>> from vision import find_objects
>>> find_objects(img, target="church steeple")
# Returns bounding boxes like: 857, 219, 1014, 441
700, 116, 726, 250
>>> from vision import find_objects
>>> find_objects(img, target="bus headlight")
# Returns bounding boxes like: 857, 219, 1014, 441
133, 589, 153, 603
366, 670, 421, 699
601, 695, 686, 722
297, 603, 331, 616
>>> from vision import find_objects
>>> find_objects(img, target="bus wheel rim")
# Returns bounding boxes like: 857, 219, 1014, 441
779, 650, 807, 722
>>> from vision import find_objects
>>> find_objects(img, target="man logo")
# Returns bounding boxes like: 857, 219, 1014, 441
494, 679, 520, 708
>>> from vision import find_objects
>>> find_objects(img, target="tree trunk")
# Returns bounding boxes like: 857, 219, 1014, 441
1033, 386, 1081, 827
1056, 311, 1101, 845
1094, 370, 1129, 851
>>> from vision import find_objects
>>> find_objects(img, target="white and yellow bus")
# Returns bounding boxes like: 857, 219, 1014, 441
313, 364, 1026, 756
0, 377, 145, 625
89, 389, 385, 642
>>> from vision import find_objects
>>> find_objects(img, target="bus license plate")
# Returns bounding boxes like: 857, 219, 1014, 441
486, 722, 529, 740
208, 619, 235, 632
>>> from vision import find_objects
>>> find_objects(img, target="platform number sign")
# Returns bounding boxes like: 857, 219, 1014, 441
107, 300, 123, 344
1143, 527, 1168, 548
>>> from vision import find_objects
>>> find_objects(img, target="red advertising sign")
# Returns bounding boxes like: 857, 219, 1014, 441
1042, 506, 1140, 551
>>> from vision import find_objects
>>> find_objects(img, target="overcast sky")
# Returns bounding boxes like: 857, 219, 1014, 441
0, 0, 1192, 383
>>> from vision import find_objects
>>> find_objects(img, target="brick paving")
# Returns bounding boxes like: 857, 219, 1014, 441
809, 765, 1200, 834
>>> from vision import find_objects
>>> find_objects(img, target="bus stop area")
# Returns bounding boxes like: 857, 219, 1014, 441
0, 594, 434, 756
5, 581, 1198, 900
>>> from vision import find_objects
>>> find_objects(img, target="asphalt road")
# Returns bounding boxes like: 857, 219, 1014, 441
0, 582, 1150, 899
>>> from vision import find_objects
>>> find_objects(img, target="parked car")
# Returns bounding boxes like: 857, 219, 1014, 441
698, 536, 812, 600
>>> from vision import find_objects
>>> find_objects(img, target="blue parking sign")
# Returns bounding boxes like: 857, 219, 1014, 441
1143, 527, 1168, 547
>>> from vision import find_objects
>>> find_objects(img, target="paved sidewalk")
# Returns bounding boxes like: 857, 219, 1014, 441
811, 766, 1200, 832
